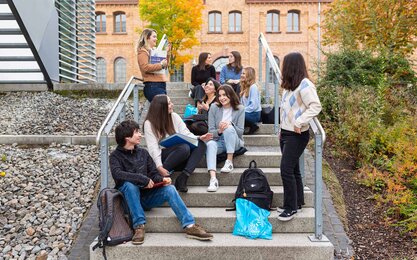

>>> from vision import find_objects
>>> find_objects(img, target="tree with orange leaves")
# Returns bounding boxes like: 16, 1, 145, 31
139, 0, 204, 71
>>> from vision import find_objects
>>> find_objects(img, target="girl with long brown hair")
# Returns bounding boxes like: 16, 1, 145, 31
219, 51, 243, 94
144, 95, 212, 192
190, 52, 216, 103
240, 67, 262, 134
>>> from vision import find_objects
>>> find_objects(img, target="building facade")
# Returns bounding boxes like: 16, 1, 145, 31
95, 0, 332, 83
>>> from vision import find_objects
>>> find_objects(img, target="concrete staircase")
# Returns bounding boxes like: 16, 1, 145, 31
90, 83, 333, 259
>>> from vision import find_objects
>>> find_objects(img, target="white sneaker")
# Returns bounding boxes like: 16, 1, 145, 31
221, 160, 234, 173
207, 178, 219, 192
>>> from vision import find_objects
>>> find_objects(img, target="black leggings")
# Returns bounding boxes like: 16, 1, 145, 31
161, 140, 206, 175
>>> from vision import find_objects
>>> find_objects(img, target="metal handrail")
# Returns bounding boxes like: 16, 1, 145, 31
96, 76, 144, 190
258, 33, 327, 242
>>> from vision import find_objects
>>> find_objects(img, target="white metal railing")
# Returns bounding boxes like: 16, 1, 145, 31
258, 33, 327, 241
96, 76, 144, 189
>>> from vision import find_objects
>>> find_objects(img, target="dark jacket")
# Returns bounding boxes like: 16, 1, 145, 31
191, 65, 216, 86
109, 145, 163, 188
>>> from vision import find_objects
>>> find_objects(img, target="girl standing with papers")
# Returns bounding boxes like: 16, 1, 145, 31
137, 28, 169, 102
144, 94, 212, 193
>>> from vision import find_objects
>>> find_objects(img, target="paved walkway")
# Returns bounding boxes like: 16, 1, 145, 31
67, 149, 354, 260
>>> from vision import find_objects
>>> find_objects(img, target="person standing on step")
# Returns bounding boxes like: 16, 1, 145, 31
144, 94, 212, 193
277, 52, 322, 222
206, 84, 245, 192
239, 67, 262, 135
219, 51, 243, 94
110, 120, 213, 245
137, 28, 169, 102
190, 52, 216, 104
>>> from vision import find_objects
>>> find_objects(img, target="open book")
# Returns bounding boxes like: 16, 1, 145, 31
159, 133, 198, 149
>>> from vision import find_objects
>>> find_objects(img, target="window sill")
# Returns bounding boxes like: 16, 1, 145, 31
228, 31, 243, 34
207, 31, 223, 34
112, 32, 128, 35
286, 31, 302, 34
266, 31, 281, 34
96, 32, 108, 35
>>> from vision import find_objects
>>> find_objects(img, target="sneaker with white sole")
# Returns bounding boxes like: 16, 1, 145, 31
277, 205, 302, 213
277, 209, 297, 221
207, 178, 219, 192
220, 160, 234, 173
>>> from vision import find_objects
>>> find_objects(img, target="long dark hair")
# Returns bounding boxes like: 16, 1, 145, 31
281, 52, 309, 91
144, 94, 175, 140
197, 52, 210, 70
227, 51, 242, 74
202, 77, 220, 103
216, 84, 240, 110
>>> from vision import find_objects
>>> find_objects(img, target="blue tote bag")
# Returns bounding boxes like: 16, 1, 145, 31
183, 104, 198, 119
232, 198, 272, 240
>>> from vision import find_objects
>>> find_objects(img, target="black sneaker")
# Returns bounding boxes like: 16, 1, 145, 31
277, 205, 302, 213
277, 210, 297, 221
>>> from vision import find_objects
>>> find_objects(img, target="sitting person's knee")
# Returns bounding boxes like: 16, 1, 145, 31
177, 143, 191, 155
121, 181, 138, 192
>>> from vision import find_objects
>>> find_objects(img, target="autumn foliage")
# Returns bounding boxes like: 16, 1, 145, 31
138, 0, 204, 69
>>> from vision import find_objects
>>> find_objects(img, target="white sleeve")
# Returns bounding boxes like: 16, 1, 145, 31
144, 120, 163, 168
172, 113, 197, 138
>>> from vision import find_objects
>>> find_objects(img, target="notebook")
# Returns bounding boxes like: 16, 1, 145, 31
159, 133, 198, 149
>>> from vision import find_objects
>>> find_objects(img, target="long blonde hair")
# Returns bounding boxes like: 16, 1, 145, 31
240, 67, 257, 98
136, 28, 156, 54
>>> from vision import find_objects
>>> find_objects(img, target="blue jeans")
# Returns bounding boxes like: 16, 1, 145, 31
119, 182, 195, 229
144, 82, 167, 102
206, 127, 242, 171
245, 111, 261, 126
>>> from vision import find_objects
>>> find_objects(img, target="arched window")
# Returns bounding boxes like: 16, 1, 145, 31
212, 56, 229, 81
266, 10, 279, 33
114, 12, 126, 33
95, 12, 106, 33
229, 11, 242, 32
97, 58, 107, 83
268, 56, 280, 84
114, 57, 126, 83
208, 11, 221, 33
287, 10, 300, 32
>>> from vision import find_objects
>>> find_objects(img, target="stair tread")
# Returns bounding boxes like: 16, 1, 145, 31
176, 185, 311, 194
191, 167, 281, 174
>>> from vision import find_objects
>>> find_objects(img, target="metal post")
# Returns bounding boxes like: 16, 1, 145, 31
299, 151, 305, 186
119, 104, 126, 122
133, 85, 139, 122
99, 135, 109, 191
309, 133, 327, 242
265, 58, 271, 104
258, 38, 263, 83
273, 78, 279, 135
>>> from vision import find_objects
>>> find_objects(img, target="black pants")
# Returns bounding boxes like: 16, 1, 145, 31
280, 129, 309, 211
161, 140, 206, 176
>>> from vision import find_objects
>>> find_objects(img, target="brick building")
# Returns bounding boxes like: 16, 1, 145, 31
95, 0, 332, 83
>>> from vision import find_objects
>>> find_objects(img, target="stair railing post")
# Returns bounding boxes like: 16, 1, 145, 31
133, 84, 139, 122
99, 134, 109, 191
311, 132, 323, 240
265, 57, 271, 104
258, 37, 263, 84
299, 151, 305, 186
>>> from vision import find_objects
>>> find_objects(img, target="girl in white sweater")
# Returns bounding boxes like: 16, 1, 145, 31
144, 95, 212, 192
278, 52, 322, 221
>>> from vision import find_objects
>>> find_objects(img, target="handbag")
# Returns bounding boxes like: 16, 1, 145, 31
232, 198, 272, 240
183, 104, 198, 118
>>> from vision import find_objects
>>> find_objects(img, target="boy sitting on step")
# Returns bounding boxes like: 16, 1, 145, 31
109, 120, 213, 245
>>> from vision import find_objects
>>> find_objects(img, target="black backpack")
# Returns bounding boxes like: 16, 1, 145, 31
233, 160, 274, 210
92, 188, 133, 259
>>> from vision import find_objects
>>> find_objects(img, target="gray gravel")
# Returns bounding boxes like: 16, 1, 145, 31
0, 92, 115, 135
0, 143, 100, 259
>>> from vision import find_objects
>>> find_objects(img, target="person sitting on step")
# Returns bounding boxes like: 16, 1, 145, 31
219, 51, 243, 94
206, 84, 245, 192
239, 67, 262, 135
144, 94, 212, 193
190, 52, 216, 104
109, 120, 214, 245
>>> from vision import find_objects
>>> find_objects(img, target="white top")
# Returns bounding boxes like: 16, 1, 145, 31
280, 78, 322, 132
144, 112, 197, 168
222, 107, 233, 122
240, 84, 261, 113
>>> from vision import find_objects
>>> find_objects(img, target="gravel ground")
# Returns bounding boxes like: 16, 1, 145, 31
0, 92, 115, 135
0, 144, 100, 260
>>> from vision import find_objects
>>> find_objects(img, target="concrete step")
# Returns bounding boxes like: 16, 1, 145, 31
163, 186, 313, 208
172, 167, 283, 186
166, 88, 191, 97
90, 233, 333, 260
196, 150, 281, 168
169, 96, 194, 105
143, 207, 315, 233
166, 82, 191, 90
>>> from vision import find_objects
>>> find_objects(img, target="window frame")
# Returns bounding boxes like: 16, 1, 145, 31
208, 11, 222, 33
266, 10, 280, 33
228, 11, 242, 33
114, 57, 127, 83
287, 10, 300, 33
96, 57, 107, 83
95, 12, 106, 33
114, 12, 126, 33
